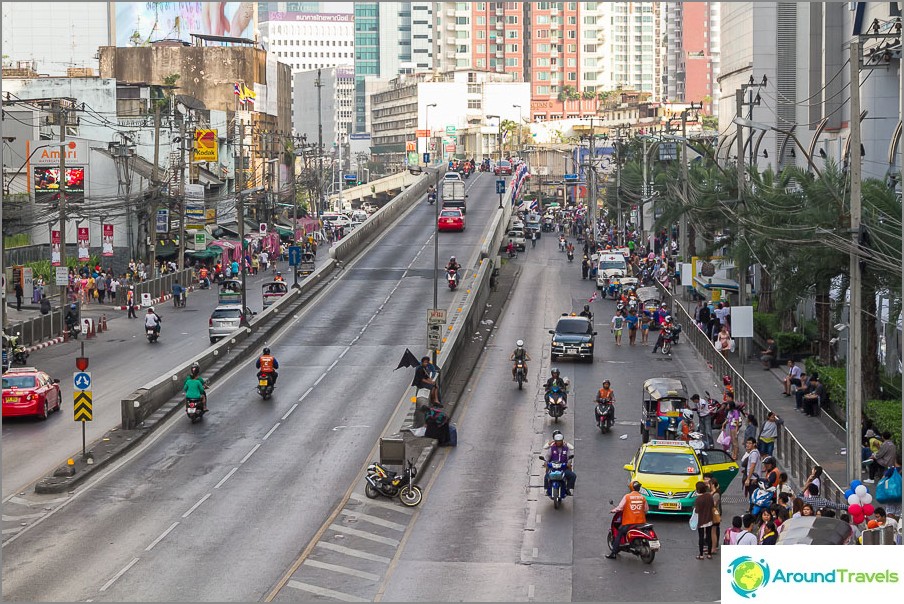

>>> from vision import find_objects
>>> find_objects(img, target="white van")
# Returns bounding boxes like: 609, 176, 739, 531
595, 253, 628, 289
351, 209, 368, 223
320, 213, 351, 228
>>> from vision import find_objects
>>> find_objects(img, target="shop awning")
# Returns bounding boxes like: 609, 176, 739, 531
275, 225, 293, 238
187, 249, 220, 260
155, 242, 177, 258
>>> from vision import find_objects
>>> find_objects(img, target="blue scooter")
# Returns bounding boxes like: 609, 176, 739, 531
539, 456, 571, 509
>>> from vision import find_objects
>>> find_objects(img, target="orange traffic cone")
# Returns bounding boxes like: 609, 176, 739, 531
101, 315, 108, 332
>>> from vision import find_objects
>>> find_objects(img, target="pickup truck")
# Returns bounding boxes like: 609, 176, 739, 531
441, 180, 467, 214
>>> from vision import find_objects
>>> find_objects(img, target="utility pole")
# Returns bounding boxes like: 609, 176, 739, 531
641, 137, 649, 248
177, 116, 187, 272
337, 133, 344, 211
900, 32, 904, 463
238, 119, 248, 325
735, 89, 748, 371
58, 103, 68, 311
615, 132, 622, 245
846, 39, 864, 486
150, 106, 161, 272
316, 69, 324, 218
588, 119, 596, 240
681, 109, 690, 275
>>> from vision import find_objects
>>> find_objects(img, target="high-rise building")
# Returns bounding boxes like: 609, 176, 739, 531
353, 2, 435, 134
294, 66, 355, 144
259, 9, 355, 126
597, 2, 658, 95
662, 2, 719, 114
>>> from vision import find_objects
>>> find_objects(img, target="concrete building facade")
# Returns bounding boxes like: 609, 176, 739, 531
293, 66, 355, 144
662, 2, 720, 114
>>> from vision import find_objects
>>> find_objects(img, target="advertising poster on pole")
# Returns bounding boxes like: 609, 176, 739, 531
51, 230, 61, 266
184, 184, 206, 228
102, 224, 114, 257
77, 227, 90, 261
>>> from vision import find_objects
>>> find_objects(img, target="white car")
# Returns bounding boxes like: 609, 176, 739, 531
443, 172, 463, 182
320, 213, 351, 228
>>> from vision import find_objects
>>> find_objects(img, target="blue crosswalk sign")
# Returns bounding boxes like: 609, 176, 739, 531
288, 246, 302, 267
73, 371, 92, 390
496, 179, 506, 194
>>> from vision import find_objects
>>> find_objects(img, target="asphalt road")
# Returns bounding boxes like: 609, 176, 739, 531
0, 173, 503, 601
375, 230, 750, 602
1, 264, 290, 500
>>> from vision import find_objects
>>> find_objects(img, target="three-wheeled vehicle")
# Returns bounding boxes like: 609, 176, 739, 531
218, 279, 243, 305
637, 286, 661, 314
299, 252, 316, 276
641, 377, 689, 443
619, 276, 640, 294
262, 281, 289, 308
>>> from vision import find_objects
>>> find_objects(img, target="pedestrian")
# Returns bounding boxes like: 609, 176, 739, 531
744, 414, 759, 445
96, 272, 106, 304
581, 255, 589, 280
127, 287, 137, 319
865, 431, 897, 484
717, 324, 732, 354
39, 294, 51, 315
736, 513, 758, 545
758, 411, 783, 455
802, 465, 823, 494
109, 277, 120, 304
782, 360, 803, 396
693, 481, 714, 559
610, 310, 625, 346
759, 521, 778, 545
693, 394, 714, 447
725, 401, 743, 460
530, 230, 537, 248
759, 337, 777, 369
625, 309, 639, 346
708, 476, 722, 552
742, 437, 762, 495
14, 282, 23, 311
640, 309, 652, 345
722, 515, 744, 546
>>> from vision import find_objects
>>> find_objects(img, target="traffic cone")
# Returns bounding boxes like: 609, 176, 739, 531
101, 315, 108, 332
86, 320, 95, 339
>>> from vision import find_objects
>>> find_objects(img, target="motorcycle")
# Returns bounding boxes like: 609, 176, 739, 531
539, 455, 572, 509
659, 325, 678, 354
427, 191, 437, 205
185, 396, 206, 423
3, 334, 29, 366
514, 360, 526, 390
364, 458, 422, 507
558, 237, 567, 252
595, 397, 615, 434
567, 250, 574, 262
544, 385, 567, 422
607, 504, 660, 564
146, 322, 160, 343
447, 269, 459, 290
257, 372, 275, 400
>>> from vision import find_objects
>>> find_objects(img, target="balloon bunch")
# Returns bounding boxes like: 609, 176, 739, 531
845, 480, 874, 525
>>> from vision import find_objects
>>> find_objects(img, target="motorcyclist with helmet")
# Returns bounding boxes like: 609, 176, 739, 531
183, 362, 208, 412
680, 408, 696, 442
542, 430, 576, 495
274, 271, 285, 282
256, 347, 279, 386
544, 367, 569, 406
427, 185, 437, 204
144, 306, 162, 336
651, 314, 674, 354
596, 379, 615, 405
510, 339, 531, 380
446, 256, 461, 274
606, 481, 649, 559
579, 304, 593, 322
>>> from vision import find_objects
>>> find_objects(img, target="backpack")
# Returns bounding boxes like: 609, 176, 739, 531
425, 406, 448, 427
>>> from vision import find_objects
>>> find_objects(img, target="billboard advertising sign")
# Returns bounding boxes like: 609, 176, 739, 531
193, 129, 218, 162
116, 2, 255, 46
51, 230, 61, 267
33, 167, 85, 203
77, 227, 90, 261
102, 224, 114, 257
184, 184, 206, 228
29, 140, 85, 167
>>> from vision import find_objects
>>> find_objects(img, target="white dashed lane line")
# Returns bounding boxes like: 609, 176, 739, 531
182, 493, 211, 519
239, 444, 261, 465
144, 522, 179, 552
214, 467, 239, 489
99, 557, 140, 592
262, 423, 281, 441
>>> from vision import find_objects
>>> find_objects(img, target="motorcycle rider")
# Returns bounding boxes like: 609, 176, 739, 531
256, 346, 279, 386
446, 256, 461, 287
198, 266, 210, 289
595, 379, 616, 425
651, 314, 674, 354
542, 430, 576, 495
427, 185, 437, 203
65, 302, 80, 333
579, 304, 593, 322
274, 271, 285, 282
606, 481, 649, 559
183, 362, 208, 412
679, 409, 696, 442
144, 307, 162, 337
510, 339, 531, 380
544, 367, 569, 406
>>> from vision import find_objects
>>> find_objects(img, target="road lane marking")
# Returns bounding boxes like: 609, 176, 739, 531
181, 493, 211, 518
145, 522, 179, 551
532, 547, 539, 558
302, 559, 382, 582
313, 374, 325, 386
99, 557, 139, 592
282, 403, 299, 420
348, 493, 415, 515
328, 524, 400, 546
299, 387, 313, 401
214, 467, 238, 489
339, 509, 407, 532
338, 347, 350, 359
528, 584, 536, 600
239, 444, 261, 465
286, 580, 368, 602
535, 514, 542, 525
328, 359, 339, 372
315, 541, 391, 564
6, 496, 68, 506
263, 423, 280, 440
2, 512, 46, 521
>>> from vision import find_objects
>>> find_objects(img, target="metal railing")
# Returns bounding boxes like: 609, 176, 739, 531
4, 308, 65, 348
657, 282, 845, 506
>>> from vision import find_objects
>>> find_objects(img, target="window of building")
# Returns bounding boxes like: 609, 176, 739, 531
477, 30, 486, 39
477, 3, 486, 9
477, 44, 486, 53
476, 58, 486, 68
583, 44, 596, 53
505, 57, 518, 67
507, 30, 518, 38
584, 73, 596, 81
506, 15, 519, 24
536, 85, 550, 94
537, 43, 550, 52
506, 44, 518, 52
537, 71, 549, 81
468, 99, 482, 109
537, 15, 549, 24
537, 57, 549, 67
567, 30, 576, 38
456, 16, 469, 24
567, 72, 576, 80
536, 30, 548, 38
477, 16, 486, 25
567, 57, 575, 66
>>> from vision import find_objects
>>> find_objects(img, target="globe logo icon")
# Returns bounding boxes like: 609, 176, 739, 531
727, 556, 771, 598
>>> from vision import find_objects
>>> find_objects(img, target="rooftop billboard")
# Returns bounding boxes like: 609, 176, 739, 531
115, 2, 256, 46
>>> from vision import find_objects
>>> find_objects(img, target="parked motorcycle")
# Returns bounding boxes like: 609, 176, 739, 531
595, 397, 615, 434
544, 385, 567, 422
257, 372, 275, 400
364, 458, 422, 507
539, 455, 572, 509
447, 269, 459, 291
514, 360, 526, 390
607, 504, 660, 564
3, 333, 29, 366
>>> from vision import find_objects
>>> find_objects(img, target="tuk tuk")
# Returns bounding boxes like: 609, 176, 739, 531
637, 287, 661, 313
641, 377, 689, 443
218, 279, 243, 305
299, 252, 316, 276
620, 276, 640, 293
262, 281, 289, 308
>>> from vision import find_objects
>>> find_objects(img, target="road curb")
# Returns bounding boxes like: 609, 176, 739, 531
23, 337, 65, 355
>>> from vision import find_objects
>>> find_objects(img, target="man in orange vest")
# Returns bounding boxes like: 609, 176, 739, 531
199, 266, 210, 289
255, 347, 280, 386
607, 481, 649, 559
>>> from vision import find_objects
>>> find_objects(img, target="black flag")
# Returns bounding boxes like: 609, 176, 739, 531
395, 348, 421, 370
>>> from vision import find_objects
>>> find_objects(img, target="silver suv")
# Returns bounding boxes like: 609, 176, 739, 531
208, 305, 253, 343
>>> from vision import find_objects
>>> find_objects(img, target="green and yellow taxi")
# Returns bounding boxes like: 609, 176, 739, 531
623, 440, 739, 516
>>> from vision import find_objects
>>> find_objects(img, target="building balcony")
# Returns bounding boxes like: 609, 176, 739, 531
495, 22, 503, 30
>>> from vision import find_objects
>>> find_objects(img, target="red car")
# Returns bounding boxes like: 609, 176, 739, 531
494, 160, 513, 176
2, 368, 62, 420
438, 208, 465, 232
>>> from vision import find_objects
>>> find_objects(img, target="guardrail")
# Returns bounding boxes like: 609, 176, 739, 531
4, 308, 65, 348
657, 283, 845, 506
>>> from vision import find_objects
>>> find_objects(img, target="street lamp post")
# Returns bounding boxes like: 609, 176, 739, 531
431, 166, 441, 365
512, 104, 522, 156
486, 114, 500, 164
425, 103, 436, 166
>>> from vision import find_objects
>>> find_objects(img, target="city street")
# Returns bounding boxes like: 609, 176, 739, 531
376, 230, 749, 602
0, 174, 505, 601
2, 262, 291, 500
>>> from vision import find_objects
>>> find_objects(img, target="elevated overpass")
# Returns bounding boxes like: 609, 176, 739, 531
328, 165, 440, 211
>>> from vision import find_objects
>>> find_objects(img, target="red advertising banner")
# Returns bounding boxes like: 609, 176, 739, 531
51, 230, 61, 266
77, 227, 90, 261
102, 224, 114, 257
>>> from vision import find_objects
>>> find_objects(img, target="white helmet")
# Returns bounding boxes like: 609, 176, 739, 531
682, 409, 695, 421
516, 339, 524, 347
563, 377, 571, 387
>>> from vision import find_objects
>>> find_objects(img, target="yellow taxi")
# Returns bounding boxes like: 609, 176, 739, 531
623, 440, 739, 516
